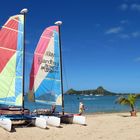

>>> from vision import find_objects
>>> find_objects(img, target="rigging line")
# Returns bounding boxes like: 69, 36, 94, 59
63, 61, 79, 111
63, 59, 77, 111
63, 59, 69, 91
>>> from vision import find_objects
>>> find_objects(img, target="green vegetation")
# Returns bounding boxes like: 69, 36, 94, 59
116, 94, 137, 112
65, 86, 140, 96
65, 86, 119, 95
115, 94, 140, 116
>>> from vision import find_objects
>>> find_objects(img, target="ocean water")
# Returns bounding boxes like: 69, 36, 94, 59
25, 94, 140, 114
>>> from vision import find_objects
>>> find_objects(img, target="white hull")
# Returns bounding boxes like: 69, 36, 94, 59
33, 117, 47, 129
73, 115, 86, 125
40, 116, 60, 127
0, 118, 12, 132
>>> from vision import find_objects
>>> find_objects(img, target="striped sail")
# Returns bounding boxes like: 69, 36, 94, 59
29, 26, 62, 105
0, 15, 24, 106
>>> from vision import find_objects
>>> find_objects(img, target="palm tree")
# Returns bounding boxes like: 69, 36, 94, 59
116, 94, 138, 116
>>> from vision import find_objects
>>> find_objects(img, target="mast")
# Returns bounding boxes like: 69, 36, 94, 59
54, 21, 64, 115
20, 8, 28, 111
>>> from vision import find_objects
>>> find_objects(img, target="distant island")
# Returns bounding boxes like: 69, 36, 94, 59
65, 86, 139, 96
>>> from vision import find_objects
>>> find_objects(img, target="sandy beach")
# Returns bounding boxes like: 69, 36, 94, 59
0, 112, 140, 140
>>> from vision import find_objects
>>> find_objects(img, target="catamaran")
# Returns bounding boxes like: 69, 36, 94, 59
28, 24, 61, 127
28, 21, 86, 126
0, 9, 36, 131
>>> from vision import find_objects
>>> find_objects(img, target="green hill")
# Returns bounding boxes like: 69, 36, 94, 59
65, 86, 126, 96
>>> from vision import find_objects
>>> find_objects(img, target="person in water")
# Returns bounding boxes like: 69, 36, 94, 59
79, 102, 85, 115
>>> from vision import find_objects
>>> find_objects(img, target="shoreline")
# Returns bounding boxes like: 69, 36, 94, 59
64, 110, 136, 116
83, 110, 132, 115
85, 111, 140, 116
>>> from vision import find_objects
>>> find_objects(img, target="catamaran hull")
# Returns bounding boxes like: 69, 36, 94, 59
73, 115, 86, 125
60, 114, 73, 124
40, 116, 60, 127
0, 118, 12, 132
0, 108, 30, 115
60, 114, 86, 125
33, 117, 47, 129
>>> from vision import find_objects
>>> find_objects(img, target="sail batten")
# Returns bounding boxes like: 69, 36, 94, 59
41, 35, 58, 42
2, 26, 23, 33
0, 46, 22, 52
29, 26, 62, 105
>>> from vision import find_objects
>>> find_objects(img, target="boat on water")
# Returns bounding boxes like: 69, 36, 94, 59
28, 21, 86, 126
95, 94, 103, 96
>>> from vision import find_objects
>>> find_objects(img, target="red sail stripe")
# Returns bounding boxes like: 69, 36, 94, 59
29, 26, 58, 90
0, 16, 19, 73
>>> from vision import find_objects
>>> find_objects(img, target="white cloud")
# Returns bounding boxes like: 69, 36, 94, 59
132, 31, 140, 37
120, 20, 128, 24
119, 34, 130, 39
119, 3, 140, 12
105, 27, 123, 34
119, 3, 128, 10
134, 57, 140, 62
131, 4, 140, 11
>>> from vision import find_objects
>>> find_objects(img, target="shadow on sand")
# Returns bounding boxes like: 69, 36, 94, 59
117, 114, 130, 117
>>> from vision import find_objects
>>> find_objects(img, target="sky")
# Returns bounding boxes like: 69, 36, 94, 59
0, 0, 140, 93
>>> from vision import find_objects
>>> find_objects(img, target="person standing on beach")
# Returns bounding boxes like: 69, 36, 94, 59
79, 102, 85, 115
51, 104, 56, 114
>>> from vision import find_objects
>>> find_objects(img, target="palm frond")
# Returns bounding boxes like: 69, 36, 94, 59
116, 96, 130, 105
116, 94, 137, 111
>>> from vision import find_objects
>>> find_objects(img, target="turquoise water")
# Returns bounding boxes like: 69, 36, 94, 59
25, 94, 140, 114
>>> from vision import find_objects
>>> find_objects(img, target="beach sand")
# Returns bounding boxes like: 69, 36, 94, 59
1, 112, 140, 140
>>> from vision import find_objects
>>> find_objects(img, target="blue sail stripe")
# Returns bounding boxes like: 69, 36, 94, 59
34, 28, 61, 105
0, 15, 24, 106
14, 15, 23, 106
